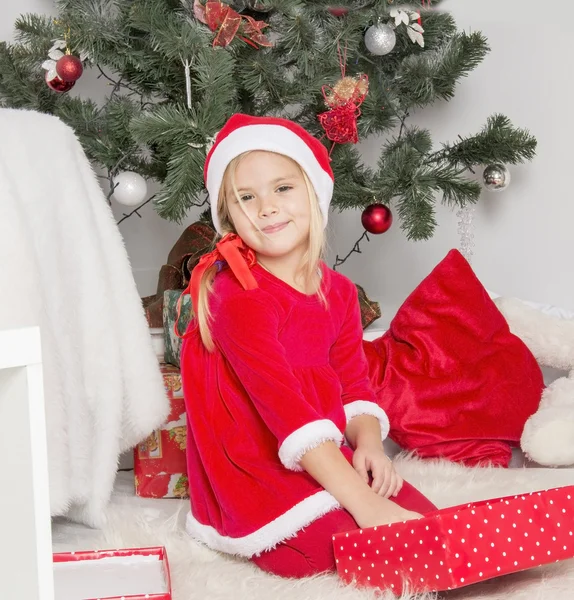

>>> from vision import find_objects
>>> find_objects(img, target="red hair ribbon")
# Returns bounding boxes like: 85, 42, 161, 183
174, 233, 258, 339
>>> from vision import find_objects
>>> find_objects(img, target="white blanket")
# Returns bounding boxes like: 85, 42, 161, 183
0, 108, 169, 527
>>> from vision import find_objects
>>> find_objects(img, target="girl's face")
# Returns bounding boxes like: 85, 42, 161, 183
225, 151, 311, 263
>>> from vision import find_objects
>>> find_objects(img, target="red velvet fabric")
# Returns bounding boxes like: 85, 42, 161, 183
250, 479, 437, 578
364, 249, 544, 467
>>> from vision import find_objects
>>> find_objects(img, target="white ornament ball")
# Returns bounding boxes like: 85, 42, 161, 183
364, 23, 396, 56
113, 171, 148, 206
483, 164, 511, 192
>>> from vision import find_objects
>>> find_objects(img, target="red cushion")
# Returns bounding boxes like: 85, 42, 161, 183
363, 249, 544, 467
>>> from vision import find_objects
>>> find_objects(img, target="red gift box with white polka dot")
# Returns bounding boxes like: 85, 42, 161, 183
333, 485, 574, 595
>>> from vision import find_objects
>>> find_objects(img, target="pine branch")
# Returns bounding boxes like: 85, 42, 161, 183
154, 140, 207, 222
396, 31, 490, 108
429, 114, 538, 167
396, 181, 437, 241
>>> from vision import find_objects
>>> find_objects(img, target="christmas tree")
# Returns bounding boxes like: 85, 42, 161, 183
0, 0, 536, 246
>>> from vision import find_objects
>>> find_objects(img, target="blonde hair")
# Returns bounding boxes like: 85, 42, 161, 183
197, 151, 328, 351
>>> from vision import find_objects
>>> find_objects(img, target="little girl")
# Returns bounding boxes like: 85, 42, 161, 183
180, 113, 437, 579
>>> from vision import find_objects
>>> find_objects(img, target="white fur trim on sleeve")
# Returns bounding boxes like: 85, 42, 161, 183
278, 419, 344, 472
344, 400, 390, 441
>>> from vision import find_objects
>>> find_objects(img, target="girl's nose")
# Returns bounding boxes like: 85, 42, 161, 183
258, 195, 279, 219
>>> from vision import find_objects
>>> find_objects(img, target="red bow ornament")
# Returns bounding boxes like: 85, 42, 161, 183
194, 0, 273, 48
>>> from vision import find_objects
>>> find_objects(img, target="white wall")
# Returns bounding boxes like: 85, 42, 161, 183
3, 0, 573, 327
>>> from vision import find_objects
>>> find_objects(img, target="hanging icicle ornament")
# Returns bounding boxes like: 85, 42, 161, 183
457, 203, 477, 264
318, 44, 369, 148
183, 58, 192, 109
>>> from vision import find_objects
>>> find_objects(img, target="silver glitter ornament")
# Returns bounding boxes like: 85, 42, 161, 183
483, 163, 511, 192
364, 23, 396, 56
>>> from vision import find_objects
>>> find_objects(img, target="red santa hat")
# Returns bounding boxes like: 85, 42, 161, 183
204, 113, 334, 234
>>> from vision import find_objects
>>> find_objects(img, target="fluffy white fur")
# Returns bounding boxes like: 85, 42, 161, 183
494, 297, 574, 467
278, 419, 344, 471
186, 490, 340, 557
0, 109, 169, 527
344, 400, 390, 440
53, 458, 574, 600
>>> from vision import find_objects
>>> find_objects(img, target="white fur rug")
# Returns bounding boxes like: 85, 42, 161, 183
52, 457, 574, 600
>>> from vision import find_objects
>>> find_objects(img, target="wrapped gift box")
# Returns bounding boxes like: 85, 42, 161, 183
53, 546, 171, 599
134, 363, 189, 498
163, 290, 192, 368
334, 485, 574, 595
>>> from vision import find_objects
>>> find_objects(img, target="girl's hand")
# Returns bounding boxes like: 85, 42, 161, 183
352, 494, 423, 530
352, 444, 404, 499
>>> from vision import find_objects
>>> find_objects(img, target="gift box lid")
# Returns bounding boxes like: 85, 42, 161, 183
53, 546, 172, 600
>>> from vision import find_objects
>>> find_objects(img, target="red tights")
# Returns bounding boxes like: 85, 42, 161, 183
250, 480, 437, 578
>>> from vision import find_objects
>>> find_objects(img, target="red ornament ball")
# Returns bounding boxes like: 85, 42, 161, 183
328, 7, 349, 17
361, 203, 393, 234
45, 72, 76, 93
56, 54, 83, 82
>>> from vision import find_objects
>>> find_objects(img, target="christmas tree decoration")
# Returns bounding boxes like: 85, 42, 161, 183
44, 71, 76, 93
327, 7, 349, 17
324, 75, 369, 108
318, 74, 369, 145
457, 203, 476, 264
56, 54, 83, 82
42, 39, 68, 84
361, 203, 393, 234
483, 163, 511, 192
41, 36, 87, 92
3, 1, 537, 238
390, 8, 425, 47
194, 0, 272, 48
113, 171, 148, 206
318, 44, 369, 146
364, 23, 396, 55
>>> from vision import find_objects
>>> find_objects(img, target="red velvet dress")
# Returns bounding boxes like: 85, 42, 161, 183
180, 262, 389, 558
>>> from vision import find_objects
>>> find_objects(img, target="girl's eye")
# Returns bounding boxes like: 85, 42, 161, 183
277, 185, 292, 193
239, 194, 253, 202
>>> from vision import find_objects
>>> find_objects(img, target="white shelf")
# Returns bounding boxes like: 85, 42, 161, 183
0, 327, 54, 600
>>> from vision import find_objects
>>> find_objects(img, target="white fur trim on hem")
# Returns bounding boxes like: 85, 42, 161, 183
186, 490, 342, 558
278, 419, 344, 471
344, 400, 390, 441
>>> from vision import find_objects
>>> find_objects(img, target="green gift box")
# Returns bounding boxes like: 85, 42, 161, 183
163, 290, 193, 368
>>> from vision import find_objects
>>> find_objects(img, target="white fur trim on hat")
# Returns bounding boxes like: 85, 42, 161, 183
206, 124, 334, 234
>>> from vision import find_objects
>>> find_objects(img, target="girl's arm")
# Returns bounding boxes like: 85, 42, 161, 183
345, 414, 383, 450
300, 441, 421, 528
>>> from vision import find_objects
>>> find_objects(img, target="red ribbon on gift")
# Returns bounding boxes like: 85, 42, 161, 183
174, 233, 258, 339
194, 0, 273, 48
